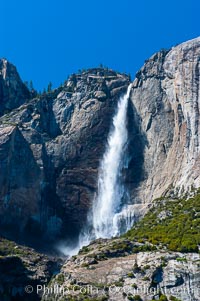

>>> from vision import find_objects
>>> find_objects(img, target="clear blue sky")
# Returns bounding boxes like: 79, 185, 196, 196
1, 0, 199, 91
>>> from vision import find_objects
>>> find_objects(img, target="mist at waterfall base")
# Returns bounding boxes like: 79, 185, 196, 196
58, 84, 135, 256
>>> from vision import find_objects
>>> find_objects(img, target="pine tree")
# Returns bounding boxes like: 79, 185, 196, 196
24, 81, 29, 88
47, 82, 52, 93
29, 80, 34, 91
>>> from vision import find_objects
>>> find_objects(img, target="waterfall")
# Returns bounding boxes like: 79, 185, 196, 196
92, 84, 132, 238
58, 84, 134, 256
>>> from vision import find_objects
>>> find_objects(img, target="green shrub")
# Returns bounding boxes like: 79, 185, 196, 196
56, 273, 65, 285
159, 295, 168, 301
125, 194, 200, 253
81, 263, 89, 268
113, 280, 124, 287
176, 257, 187, 262
169, 296, 182, 301
134, 296, 143, 301
142, 276, 150, 281
128, 295, 143, 301
79, 246, 90, 254
127, 272, 135, 278
131, 283, 138, 289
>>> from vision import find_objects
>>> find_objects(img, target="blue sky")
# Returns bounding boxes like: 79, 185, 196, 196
1, 0, 199, 91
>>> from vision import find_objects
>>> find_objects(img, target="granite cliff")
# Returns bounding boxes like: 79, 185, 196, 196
0, 59, 30, 116
0, 38, 200, 245
0, 63, 130, 244
0, 37, 200, 301
130, 37, 200, 204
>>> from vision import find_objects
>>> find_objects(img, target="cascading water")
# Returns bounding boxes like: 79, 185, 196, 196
59, 84, 135, 256
92, 84, 132, 238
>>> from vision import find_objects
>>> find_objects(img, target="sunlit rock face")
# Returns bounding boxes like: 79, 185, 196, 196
0, 59, 30, 116
130, 37, 200, 204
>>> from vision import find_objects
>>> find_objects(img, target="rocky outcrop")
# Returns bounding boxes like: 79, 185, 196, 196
0, 59, 30, 116
0, 68, 130, 244
129, 37, 200, 204
0, 238, 60, 301
43, 238, 200, 301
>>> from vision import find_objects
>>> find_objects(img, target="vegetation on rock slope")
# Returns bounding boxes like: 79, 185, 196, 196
125, 193, 200, 253
41, 193, 200, 301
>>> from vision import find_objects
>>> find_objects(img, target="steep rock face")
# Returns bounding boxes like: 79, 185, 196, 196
130, 37, 200, 203
0, 126, 41, 240
0, 59, 30, 116
0, 68, 130, 243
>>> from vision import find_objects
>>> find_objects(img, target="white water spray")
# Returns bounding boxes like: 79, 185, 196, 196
92, 84, 132, 238
59, 84, 134, 256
